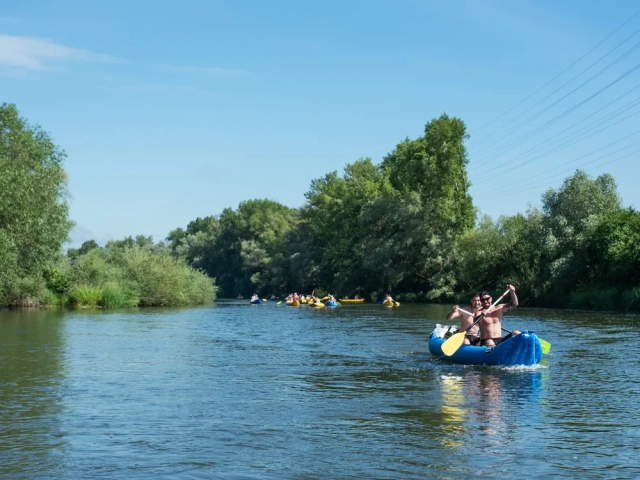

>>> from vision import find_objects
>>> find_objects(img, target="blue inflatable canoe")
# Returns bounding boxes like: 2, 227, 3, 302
428, 325, 542, 366
325, 301, 338, 307
250, 299, 262, 304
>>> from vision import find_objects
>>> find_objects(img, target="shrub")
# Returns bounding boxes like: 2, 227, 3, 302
621, 288, 640, 312
68, 249, 117, 287
67, 285, 102, 308
2, 275, 47, 306
42, 288, 66, 306
98, 283, 138, 308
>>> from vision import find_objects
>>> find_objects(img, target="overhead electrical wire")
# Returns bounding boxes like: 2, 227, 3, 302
476, 129, 640, 195
479, 83, 640, 164
469, 61, 640, 173
482, 101, 640, 178
470, 40, 640, 167
478, 146, 640, 200
469, 8, 640, 138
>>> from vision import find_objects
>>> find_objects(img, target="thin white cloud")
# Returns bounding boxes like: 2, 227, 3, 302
0, 34, 123, 70
156, 63, 248, 76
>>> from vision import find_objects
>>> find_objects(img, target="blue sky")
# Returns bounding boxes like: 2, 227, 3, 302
1, 0, 639, 246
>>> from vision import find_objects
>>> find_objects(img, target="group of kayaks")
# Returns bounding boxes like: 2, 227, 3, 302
249, 297, 400, 308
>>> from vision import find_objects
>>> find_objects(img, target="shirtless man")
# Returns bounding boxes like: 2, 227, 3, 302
446, 293, 483, 345
478, 284, 520, 346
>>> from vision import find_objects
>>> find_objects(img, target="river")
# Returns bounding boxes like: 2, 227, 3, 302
1, 300, 639, 479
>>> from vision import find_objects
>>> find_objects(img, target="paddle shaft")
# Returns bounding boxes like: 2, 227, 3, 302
440, 290, 509, 356
463, 290, 509, 333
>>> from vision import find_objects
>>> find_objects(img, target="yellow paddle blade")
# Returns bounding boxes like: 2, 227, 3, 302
540, 338, 551, 354
321, 296, 329, 301
262, 299, 267, 302
394, 301, 400, 306
441, 331, 466, 356
277, 301, 282, 305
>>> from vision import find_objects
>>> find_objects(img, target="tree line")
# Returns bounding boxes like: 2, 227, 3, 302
165, 115, 640, 311
2, 102, 638, 310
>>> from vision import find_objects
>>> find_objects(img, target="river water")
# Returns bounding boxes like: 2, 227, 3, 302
1, 300, 639, 479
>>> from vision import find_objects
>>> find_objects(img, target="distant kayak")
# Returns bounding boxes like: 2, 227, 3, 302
428, 325, 543, 366
250, 298, 262, 305
339, 299, 364, 304
286, 300, 300, 307
325, 301, 338, 307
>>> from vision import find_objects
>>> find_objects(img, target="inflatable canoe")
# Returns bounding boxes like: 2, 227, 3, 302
339, 299, 364, 304
250, 298, 262, 304
325, 301, 338, 307
286, 300, 300, 307
382, 300, 396, 307
309, 302, 325, 308
428, 324, 543, 366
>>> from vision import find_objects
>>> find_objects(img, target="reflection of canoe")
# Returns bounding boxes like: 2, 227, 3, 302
428, 325, 542, 366
339, 299, 364, 304
250, 299, 262, 304
382, 300, 395, 306
309, 302, 325, 308
325, 301, 338, 307
286, 300, 300, 307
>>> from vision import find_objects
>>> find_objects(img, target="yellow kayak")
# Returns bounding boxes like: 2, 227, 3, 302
339, 299, 364, 304
382, 300, 395, 307
309, 302, 325, 308
286, 300, 300, 307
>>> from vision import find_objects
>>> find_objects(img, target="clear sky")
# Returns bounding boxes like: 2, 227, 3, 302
1, 0, 639, 247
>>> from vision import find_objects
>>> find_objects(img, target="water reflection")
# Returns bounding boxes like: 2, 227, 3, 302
437, 366, 547, 455
438, 375, 467, 449
0, 308, 66, 474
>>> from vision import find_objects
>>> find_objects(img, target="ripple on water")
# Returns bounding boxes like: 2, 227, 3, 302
1, 304, 640, 478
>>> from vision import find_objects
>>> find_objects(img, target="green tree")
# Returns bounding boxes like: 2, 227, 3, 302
301, 158, 393, 294
382, 114, 474, 235
0, 103, 73, 304
186, 200, 298, 296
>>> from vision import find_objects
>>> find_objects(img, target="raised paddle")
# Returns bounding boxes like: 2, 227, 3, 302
441, 289, 510, 356
458, 308, 551, 355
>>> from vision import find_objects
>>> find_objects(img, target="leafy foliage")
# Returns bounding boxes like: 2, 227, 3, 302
0, 103, 73, 304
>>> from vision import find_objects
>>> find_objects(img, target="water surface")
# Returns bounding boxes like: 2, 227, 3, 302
1, 301, 639, 479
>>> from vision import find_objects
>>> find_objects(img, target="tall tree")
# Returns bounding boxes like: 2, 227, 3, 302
382, 114, 474, 235
0, 103, 73, 302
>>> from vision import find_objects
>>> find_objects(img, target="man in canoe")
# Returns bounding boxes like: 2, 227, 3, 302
446, 293, 482, 345
478, 284, 520, 347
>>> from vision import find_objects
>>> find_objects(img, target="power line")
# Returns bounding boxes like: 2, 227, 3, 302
477, 142, 640, 200
476, 129, 640, 195
469, 8, 640, 138
470, 61, 640, 173
482, 83, 640, 164
471, 37, 640, 165
482, 101, 640, 179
